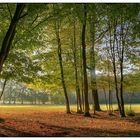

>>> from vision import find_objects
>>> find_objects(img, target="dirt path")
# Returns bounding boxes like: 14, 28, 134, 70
0, 110, 140, 137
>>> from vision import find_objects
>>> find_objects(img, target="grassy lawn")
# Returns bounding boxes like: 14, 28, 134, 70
100, 104, 140, 113
0, 104, 139, 113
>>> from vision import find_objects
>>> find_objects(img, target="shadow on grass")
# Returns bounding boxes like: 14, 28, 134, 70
0, 118, 5, 123
0, 125, 40, 137
0, 112, 140, 137
0, 122, 140, 137
127, 113, 140, 125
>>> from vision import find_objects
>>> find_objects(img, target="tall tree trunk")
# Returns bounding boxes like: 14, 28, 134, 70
119, 17, 126, 117
107, 59, 113, 114
55, 20, 71, 114
0, 4, 26, 72
82, 4, 90, 117
72, 19, 82, 113
90, 15, 101, 111
112, 60, 122, 114
57, 41, 71, 113
80, 45, 84, 111
115, 16, 126, 117
109, 21, 122, 116
120, 61, 125, 117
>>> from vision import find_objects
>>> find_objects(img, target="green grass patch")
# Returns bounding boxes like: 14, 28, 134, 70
0, 104, 140, 113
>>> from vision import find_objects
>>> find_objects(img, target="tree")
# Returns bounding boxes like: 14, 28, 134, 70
70, 9, 82, 113
53, 4, 71, 113
88, 4, 101, 111
81, 4, 90, 117
0, 4, 26, 72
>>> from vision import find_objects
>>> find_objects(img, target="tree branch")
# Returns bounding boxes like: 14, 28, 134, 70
95, 28, 109, 43
7, 4, 12, 20
18, 12, 28, 20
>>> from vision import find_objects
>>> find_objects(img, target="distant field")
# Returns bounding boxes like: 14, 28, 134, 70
100, 104, 140, 113
0, 104, 140, 113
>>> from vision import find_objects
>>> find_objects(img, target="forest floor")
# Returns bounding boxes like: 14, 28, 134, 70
0, 105, 140, 137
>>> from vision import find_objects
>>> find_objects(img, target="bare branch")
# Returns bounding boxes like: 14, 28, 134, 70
95, 28, 108, 44
18, 12, 28, 20
31, 14, 39, 25
7, 4, 12, 20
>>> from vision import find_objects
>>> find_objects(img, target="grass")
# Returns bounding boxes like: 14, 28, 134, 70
100, 104, 140, 113
0, 104, 140, 113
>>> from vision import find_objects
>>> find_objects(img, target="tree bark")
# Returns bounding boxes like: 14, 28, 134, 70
120, 60, 125, 117
80, 45, 84, 111
72, 19, 82, 113
55, 19, 71, 114
57, 40, 71, 113
90, 15, 101, 111
107, 59, 113, 114
118, 16, 126, 117
82, 4, 90, 117
109, 21, 122, 116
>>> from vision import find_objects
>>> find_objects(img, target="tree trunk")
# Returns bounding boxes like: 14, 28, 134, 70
0, 4, 26, 72
72, 19, 82, 113
107, 59, 113, 114
120, 62, 125, 117
112, 61, 122, 114
55, 19, 71, 114
0, 78, 8, 100
115, 16, 126, 117
13, 98, 16, 104
82, 4, 90, 117
109, 21, 122, 116
57, 44, 71, 113
129, 91, 134, 111
103, 88, 108, 111
119, 17, 126, 117
80, 44, 84, 111
90, 14, 101, 112
21, 97, 23, 104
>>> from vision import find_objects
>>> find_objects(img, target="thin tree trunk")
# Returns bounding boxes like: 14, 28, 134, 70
115, 16, 126, 117
55, 18, 71, 114
103, 87, 108, 111
113, 61, 122, 114
109, 21, 122, 115
119, 17, 126, 117
108, 89, 113, 113
57, 44, 71, 113
107, 59, 113, 114
129, 91, 134, 111
120, 61, 125, 117
80, 45, 84, 111
82, 4, 90, 117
